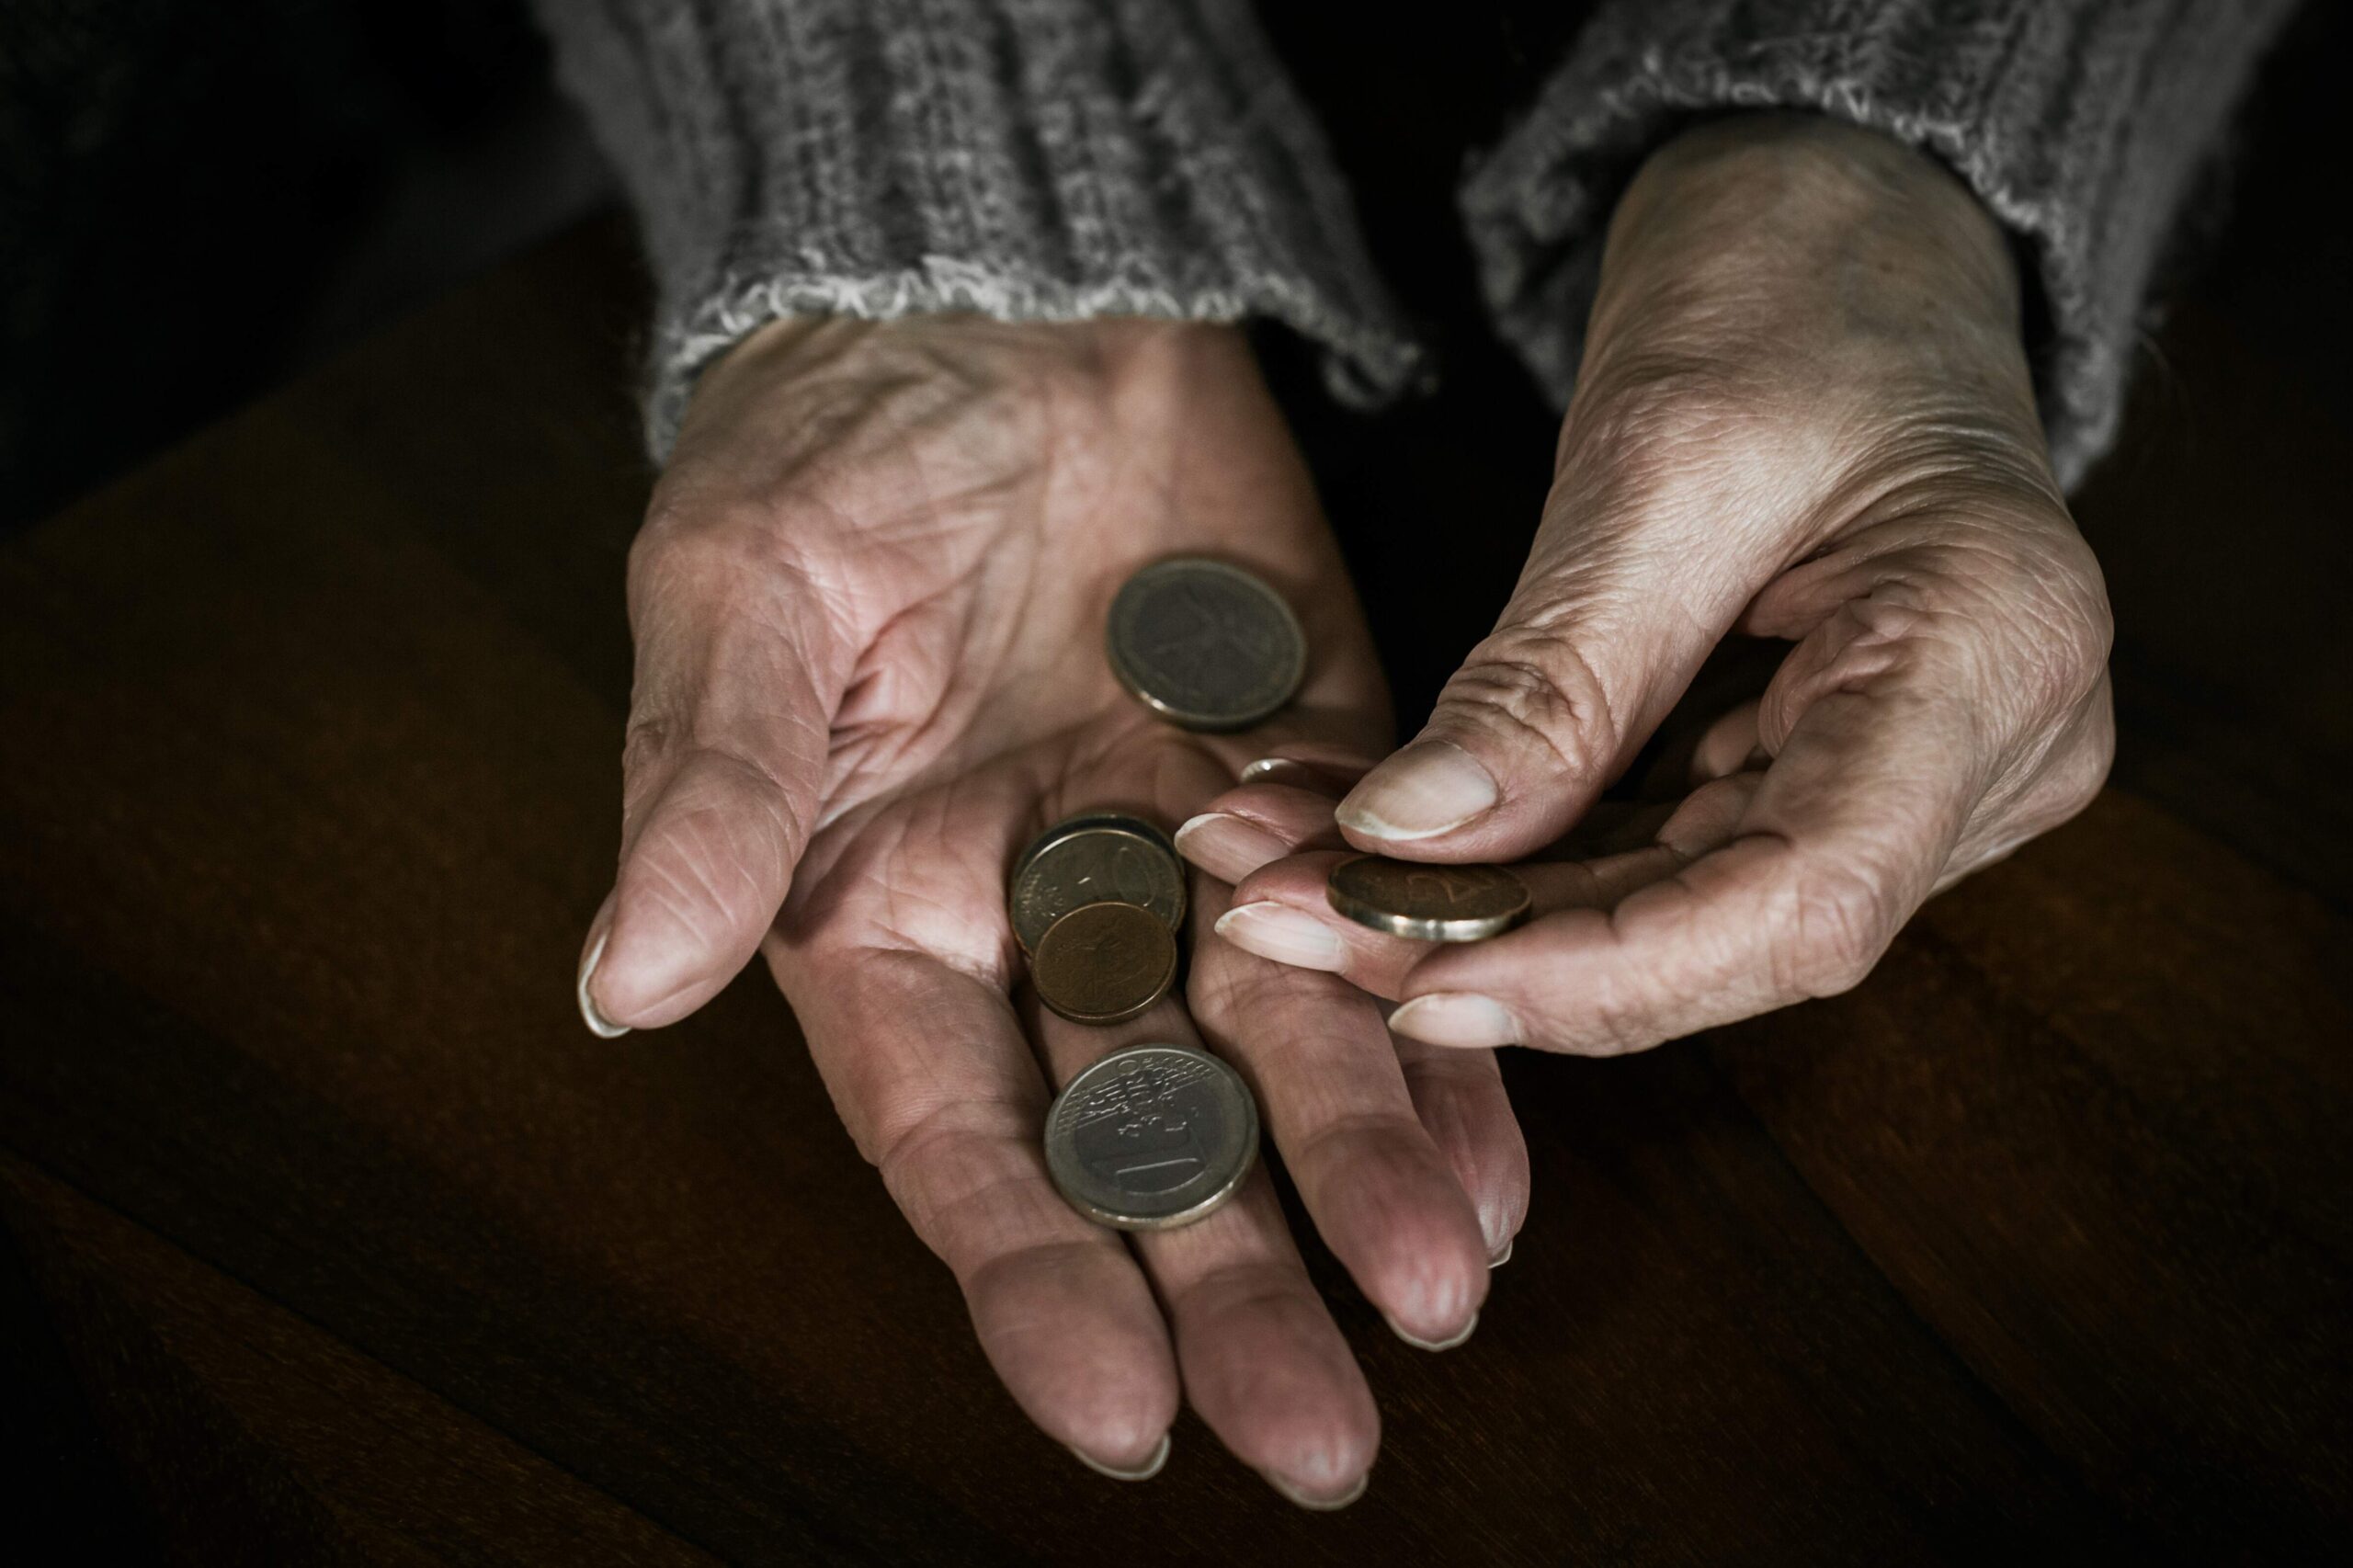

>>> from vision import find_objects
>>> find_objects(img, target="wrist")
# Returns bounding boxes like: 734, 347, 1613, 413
1578, 111, 2043, 474
1630, 113, 2008, 274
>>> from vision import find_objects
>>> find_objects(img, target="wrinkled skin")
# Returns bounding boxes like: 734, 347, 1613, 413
1192, 114, 2116, 1054
577, 315, 1527, 1504
580, 108, 2120, 1498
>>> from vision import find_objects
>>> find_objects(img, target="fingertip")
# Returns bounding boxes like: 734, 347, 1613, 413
1174, 811, 1290, 884
587, 903, 738, 1030
1054, 1368, 1179, 1480
597, 744, 817, 1029
1373, 1239, 1487, 1351
1238, 744, 1381, 790
1484, 1168, 1530, 1266
1214, 901, 1350, 972
1265, 1468, 1370, 1512
1692, 699, 1766, 783
575, 925, 631, 1039
1240, 756, 1320, 786
1399, 1053, 1530, 1261
972, 1242, 1180, 1476
1070, 1431, 1171, 1483
1229, 847, 1351, 912
1386, 1309, 1478, 1353
1252, 1413, 1379, 1512
1335, 740, 1498, 844
1388, 993, 1521, 1049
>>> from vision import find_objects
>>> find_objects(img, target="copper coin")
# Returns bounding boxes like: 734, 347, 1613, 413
1031, 901, 1180, 1025
1325, 855, 1531, 942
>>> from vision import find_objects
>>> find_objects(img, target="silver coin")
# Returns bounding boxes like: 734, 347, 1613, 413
1107, 558, 1307, 732
1045, 1043, 1259, 1231
1009, 813, 1187, 956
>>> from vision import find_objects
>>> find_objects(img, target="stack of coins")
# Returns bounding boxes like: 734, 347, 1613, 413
1014, 556, 1309, 1231
1012, 814, 1187, 1026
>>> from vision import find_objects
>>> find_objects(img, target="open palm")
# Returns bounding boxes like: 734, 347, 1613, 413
579, 317, 1524, 1503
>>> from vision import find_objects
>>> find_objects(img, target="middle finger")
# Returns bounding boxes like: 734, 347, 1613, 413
1024, 983, 1381, 1508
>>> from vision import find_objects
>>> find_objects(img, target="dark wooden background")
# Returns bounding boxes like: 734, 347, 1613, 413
4, 13, 2350, 1563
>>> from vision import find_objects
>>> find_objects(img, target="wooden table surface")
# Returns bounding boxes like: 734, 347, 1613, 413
3, 219, 2347, 1565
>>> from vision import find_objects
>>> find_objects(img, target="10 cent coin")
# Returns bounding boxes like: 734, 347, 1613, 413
1045, 1042, 1259, 1230
1326, 855, 1531, 942
1031, 901, 1180, 1024
1009, 812, 1187, 955
1107, 558, 1307, 732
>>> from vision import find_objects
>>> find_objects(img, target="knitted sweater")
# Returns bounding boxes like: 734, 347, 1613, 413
533, 0, 2295, 489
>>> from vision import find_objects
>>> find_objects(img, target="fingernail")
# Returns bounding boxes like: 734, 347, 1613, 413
1173, 812, 1289, 881
1266, 1469, 1370, 1512
1387, 1309, 1478, 1352
577, 926, 631, 1039
1214, 902, 1349, 971
1336, 741, 1497, 841
1388, 993, 1519, 1048
1490, 1236, 1514, 1268
1069, 1432, 1170, 1482
1240, 756, 1318, 785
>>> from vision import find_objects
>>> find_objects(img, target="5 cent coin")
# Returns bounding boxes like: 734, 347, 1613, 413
1032, 901, 1180, 1025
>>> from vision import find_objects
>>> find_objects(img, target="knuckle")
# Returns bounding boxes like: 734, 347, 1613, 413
2000, 522, 2112, 707
2007, 679, 2115, 838
2052, 576, 2115, 698
1580, 978, 1662, 1057
1780, 859, 1898, 996
620, 714, 676, 778
2051, 687, 2116, 817
2073, 689, 2118, 801
1440, 627, 1620, 782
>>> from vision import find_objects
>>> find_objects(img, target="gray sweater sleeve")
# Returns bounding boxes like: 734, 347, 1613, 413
1461, 1, 2298, 490
529, 0, 1420, 460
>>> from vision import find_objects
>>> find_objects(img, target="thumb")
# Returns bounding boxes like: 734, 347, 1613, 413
578, 524, 857, 1034
1336, 393, 1797, 861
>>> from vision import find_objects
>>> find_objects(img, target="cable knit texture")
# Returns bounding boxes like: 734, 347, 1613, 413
1461, 0, 2297, 490
530, 0, 1422, 459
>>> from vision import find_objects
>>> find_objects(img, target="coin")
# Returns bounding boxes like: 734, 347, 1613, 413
1009, 813, 1187, 955
1325, 855, 1532, 942
1045, 1043, 1259, 1230
1106, 558, 1307, 732
1031, 902, 1180, 1025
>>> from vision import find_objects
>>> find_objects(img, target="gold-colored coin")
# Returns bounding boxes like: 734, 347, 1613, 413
1008, 812, 1186, 956
1325, 855, 1531, 942
1032, 901, 1180, 1025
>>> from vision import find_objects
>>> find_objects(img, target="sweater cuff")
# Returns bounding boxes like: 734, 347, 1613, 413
1460, 0, 2294, 490
536, 0, 1421, 461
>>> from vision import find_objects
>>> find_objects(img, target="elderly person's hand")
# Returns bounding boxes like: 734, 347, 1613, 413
574, 317, 1525, 1503
1186, 113, 2114, 1054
